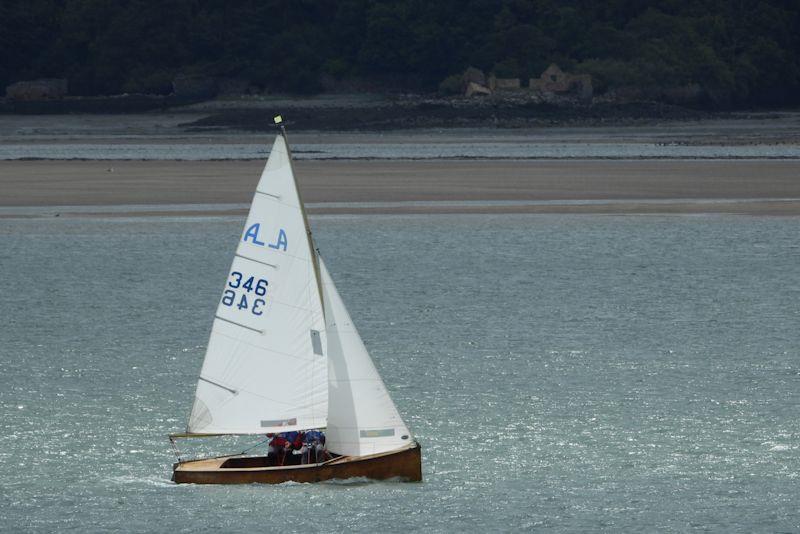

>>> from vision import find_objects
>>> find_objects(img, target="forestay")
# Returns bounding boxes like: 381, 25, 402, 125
187, 135, 327, 435
320, 259, 413, 456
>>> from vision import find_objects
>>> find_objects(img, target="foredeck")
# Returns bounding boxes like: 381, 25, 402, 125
174, 454, 346, 472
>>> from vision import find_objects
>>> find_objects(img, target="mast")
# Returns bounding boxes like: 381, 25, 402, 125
274, 115, 325, 318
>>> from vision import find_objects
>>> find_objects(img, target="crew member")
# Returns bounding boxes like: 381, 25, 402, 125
267, 433, 290, 466
302, 430, 328, 464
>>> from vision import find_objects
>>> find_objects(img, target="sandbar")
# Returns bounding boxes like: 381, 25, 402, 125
1, 159, 798, 216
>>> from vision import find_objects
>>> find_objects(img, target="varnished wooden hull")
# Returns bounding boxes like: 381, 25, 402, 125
172, 443, 421, 484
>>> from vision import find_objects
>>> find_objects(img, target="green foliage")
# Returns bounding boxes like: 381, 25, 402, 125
575, 59, 641, 93
122, 69, 175, 95
323, 58, 350, 79
492, 58, 521, 79
1, 0, 798, 107
438, 74, 463, 96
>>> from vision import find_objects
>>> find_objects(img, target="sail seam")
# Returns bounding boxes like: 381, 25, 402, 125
263, 296, 317, 314
222, 385, 326, 410
214, 315, 263, 334
235, 253, 277, 268
212, 331, 319, 362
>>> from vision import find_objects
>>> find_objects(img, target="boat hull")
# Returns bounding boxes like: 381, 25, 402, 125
172, 443, 421, 484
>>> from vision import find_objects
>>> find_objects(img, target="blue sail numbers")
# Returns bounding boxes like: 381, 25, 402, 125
221, 271, 267, 316
243, 223, 288, 251
221, 224, 288, 316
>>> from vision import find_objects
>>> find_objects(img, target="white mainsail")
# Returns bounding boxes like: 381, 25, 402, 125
187, 134, 327, 434
320, 258, 414, 456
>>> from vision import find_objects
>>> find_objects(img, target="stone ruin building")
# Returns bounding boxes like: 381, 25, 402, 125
529, 64, 592, 102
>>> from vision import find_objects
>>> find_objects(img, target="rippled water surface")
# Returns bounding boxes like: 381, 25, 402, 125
1, 214, 799, 532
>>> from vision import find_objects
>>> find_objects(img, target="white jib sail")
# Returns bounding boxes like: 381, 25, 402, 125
320, 258, 413, 456
187, 134, 327, 434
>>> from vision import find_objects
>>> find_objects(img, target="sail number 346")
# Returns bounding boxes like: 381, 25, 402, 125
221, 271, 268, 315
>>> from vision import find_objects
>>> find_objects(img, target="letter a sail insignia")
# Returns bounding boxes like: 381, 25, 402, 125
243, 223, 265, 245
269, 229, 288, 251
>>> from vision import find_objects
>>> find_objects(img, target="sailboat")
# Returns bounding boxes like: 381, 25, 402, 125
171, 117, 421, 484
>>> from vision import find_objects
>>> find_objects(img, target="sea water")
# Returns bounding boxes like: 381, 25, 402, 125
1, 214, 798, 532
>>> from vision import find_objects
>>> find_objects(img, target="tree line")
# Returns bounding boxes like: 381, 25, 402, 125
1, 0, 798, 107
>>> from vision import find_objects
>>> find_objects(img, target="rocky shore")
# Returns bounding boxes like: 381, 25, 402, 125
0, 91, 721, 131
185, 98, 715, 132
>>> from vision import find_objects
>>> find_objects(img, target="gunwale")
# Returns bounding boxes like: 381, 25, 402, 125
172, 442, 421, 484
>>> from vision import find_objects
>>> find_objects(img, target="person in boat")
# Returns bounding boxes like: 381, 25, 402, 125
283, 430, 306, 465
301, 429, 328, 464
266, 432, 291, 466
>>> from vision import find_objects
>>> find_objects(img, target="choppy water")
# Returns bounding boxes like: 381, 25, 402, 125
1, 214, 799, 532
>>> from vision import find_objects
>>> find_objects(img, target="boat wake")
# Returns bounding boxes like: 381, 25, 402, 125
323, 476, 407, 486
109, 475, 175, 488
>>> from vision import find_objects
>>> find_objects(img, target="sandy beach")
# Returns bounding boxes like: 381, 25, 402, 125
1, 158, 799, 216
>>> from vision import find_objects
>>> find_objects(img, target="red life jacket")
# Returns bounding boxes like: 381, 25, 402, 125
270, 436, 288, 449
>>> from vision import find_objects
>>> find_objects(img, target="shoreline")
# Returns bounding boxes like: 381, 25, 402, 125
3, 111, 799, 162
2, 158, 799, 217
3, 200, 799, 218
2, 93, 798, 132
0, 96, 717, 130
